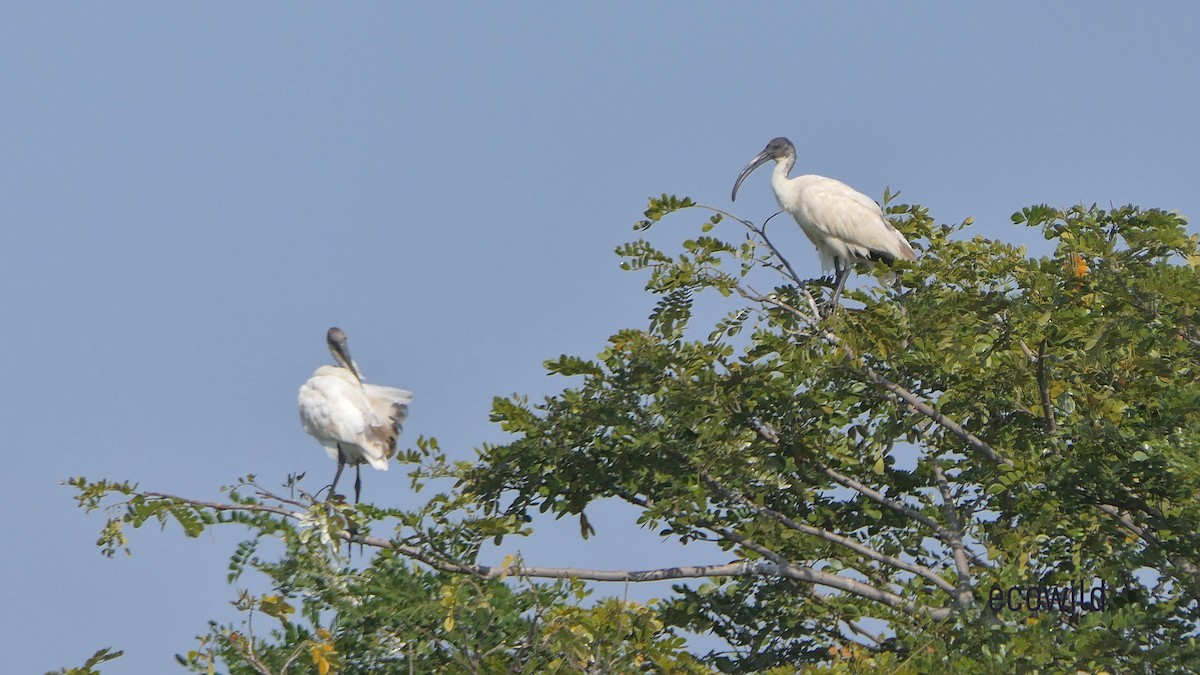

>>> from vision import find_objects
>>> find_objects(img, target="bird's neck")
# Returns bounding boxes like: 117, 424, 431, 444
771, 154, 795, 194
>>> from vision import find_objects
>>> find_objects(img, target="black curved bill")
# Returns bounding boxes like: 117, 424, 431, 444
731, 150, 772, 202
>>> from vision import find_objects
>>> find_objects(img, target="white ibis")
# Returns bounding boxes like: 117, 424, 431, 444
731, 137, 917, 306
298, 327, 413, 502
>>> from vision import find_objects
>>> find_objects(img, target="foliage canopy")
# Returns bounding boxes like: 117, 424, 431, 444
68, 196, 1200, 673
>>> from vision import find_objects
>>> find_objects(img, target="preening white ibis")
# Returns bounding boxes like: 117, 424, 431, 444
731, 137, 917, 305
298, 327, 413, 502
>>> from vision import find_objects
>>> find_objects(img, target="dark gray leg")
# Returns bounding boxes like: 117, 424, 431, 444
354, 464, 363, 503
830, 260, 850, 309
329, 447, 347, 501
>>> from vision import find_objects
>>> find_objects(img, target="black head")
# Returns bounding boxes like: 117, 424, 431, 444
732, 137, 796, 201
326, 327, 363, 381
327, 327, 348, 353
761, 136, 795, 159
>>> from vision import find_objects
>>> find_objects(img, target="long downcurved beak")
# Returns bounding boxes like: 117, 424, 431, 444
731, 150, 773, 202
327, 327, 364, 382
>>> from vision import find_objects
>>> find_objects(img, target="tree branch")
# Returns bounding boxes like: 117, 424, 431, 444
748, 213, 805, 290
857, 363, 1009, 466
699, 203, 1005, 467
1032, 340, 1057, 434
695, 204, 805, 291
749, 424, 952, 542
931, 462, 974, 610
737, 281, 1008, 466
131, 488, 954, 621
142, 492, 304, 520
737, 284, 820, 325
625, 488, 948, 617
345, 525, 956, 619
613, 486, 793, 570
1095, 503, 1200, 593
681, 456, 958, 597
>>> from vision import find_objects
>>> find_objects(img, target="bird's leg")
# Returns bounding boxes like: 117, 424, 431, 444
354, 464, 363, 504
829, 260, 850, 309
329, 448, 347, 501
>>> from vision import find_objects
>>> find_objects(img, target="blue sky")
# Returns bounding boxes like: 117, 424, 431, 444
3, 4, 1198, 672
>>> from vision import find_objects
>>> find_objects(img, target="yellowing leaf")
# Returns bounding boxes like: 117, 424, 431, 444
1074, 258, 1089, 277
310, 643, 334, 675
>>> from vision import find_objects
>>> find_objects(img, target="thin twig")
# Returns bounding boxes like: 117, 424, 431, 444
738, 284, 819, 325
694, 204, 804, 289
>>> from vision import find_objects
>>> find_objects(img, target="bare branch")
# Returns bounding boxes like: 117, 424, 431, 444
255, 488, 311, 510
737, 284, 819, 325
1017, 340, 1037, 362
279, 642, 308, 675
130, 488, 954, 621
1035, 340, 1057, 434
844, 619, 885, 647
339, 523, 954, 618
142, 492, 305, 521
749, 424, 953, 542
820, 457, 947, 533
613, 486, 793, 569
931, 462, 974, 610
856, 362, 1009, 466
748, 214, 804, 290
686, 460, 958, 596
1096, 503, 1200, 592
694, 204, 804, 289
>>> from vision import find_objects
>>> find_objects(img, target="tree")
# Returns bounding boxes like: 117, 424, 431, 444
70, 196, 1200, 673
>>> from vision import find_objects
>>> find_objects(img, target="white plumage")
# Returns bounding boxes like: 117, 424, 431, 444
298, 327, 412, 501
732, 137, 917, 304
